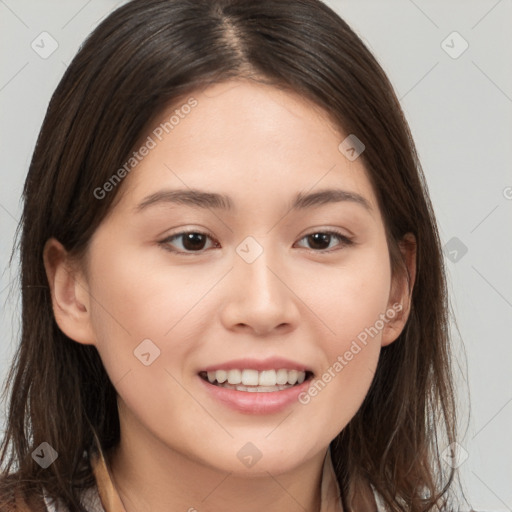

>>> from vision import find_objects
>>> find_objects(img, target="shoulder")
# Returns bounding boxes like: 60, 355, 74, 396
41, 483, 103, 512
0, 482, 48, 512
14, 491, 47, 512
0, 471, 103, 512
370, 484, 389, 511
0, 473, 70, 512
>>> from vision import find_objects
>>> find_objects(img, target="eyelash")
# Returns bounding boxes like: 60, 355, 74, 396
159, 229, 354, 256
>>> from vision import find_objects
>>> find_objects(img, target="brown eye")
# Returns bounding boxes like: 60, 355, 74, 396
160, 229, 352, 256
161, 231, 218, 254
295, 231, 353, 252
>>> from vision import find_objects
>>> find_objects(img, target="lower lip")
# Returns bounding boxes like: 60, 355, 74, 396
198, 376, 312, 414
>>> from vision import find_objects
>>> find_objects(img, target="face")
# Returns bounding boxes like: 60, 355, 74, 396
51, 79, 410, 476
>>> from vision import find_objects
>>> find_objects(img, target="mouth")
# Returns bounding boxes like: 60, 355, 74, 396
198, 369, 315, 393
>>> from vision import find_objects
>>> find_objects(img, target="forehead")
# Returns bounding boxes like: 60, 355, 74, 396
114, 79, 378, 213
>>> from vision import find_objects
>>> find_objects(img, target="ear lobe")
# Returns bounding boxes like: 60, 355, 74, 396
43, 238, 96, 346
381, 233, 417, 347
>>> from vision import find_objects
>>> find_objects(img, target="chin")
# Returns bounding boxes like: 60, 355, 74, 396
198, 437, 320, 476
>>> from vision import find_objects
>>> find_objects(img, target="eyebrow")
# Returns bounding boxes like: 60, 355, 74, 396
135, 187, 372, 213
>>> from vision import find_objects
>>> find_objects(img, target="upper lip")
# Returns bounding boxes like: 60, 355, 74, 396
200, 357, 313, 373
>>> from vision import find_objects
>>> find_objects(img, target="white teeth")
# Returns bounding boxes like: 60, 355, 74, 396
242, 369, 259, 386
259, 370, 276, 386
214, 383, 297, 392
287, 370, 298, 385
276, 369, 289, 385
227, 369, 242, 385
203, 368, 307, 390
216, 370, 228, 383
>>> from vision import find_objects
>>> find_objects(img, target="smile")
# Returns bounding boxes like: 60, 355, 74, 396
199, 369, 312, 392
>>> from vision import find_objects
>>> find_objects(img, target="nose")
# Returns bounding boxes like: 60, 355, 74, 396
219, 245, 301, 336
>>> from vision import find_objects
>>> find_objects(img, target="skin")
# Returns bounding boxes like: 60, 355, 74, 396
44, 79, 416, 512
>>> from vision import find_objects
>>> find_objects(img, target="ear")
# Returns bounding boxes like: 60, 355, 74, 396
43, 238, 96, 346
381, 233, 417, 347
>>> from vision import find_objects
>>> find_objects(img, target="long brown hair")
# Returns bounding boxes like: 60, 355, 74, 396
1, 0, 467, 510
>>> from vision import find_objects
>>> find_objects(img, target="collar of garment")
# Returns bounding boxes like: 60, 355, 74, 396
89, 441, 344, 512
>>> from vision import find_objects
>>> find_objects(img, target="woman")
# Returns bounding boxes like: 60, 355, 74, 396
0, 0, 468, 510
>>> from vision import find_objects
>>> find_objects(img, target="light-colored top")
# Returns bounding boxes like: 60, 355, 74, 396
41, 441, 388, 512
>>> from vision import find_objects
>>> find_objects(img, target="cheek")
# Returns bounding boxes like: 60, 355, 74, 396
85, 236, 232, 395
297, 347, 380, 447
295, 247, 391, 434
303, 245, 392, 344
85, 238, 187, 378
88, 232, 223, 322
85, 248, 212, 440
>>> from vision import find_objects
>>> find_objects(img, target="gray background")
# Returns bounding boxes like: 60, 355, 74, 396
1, 1, 511, 510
